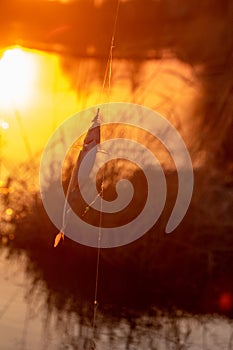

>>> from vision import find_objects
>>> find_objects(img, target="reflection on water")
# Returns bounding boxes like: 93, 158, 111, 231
0, 247, 232, 350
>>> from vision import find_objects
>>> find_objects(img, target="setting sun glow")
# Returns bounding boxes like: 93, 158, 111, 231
0, 47, 36, 108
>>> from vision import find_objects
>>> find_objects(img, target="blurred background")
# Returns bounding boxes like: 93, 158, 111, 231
0, 0, 232, 349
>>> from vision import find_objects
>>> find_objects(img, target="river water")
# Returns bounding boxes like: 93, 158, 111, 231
0, 248, 232, 350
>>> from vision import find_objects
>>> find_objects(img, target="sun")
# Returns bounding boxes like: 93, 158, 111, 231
0, 47, 36, 109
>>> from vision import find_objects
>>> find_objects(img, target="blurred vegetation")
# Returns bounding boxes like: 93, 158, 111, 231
1, 0, 232, 163
0, 0, 232, 342
0, 159, 232, 318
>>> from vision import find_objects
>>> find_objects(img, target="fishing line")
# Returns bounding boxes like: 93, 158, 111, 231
99, 0, 121, 103
54, 1, 121, 346
91, 1, 121, 348
91, 171, 104, 346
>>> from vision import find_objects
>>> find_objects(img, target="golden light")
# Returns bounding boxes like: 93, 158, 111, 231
6, 208, 13, 216
0, 47, 36, 108
0, 120, 9, 130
